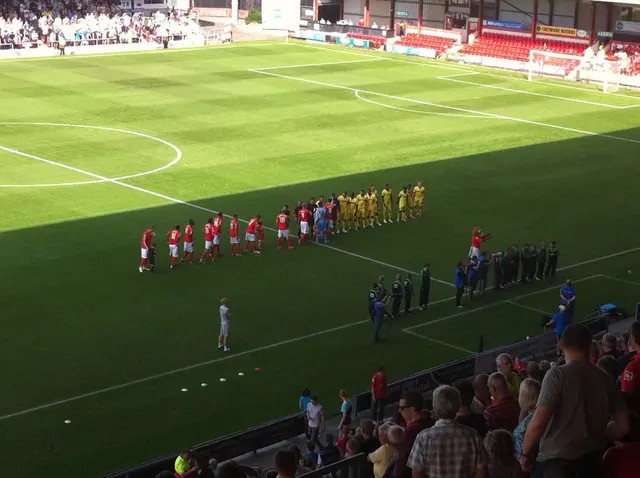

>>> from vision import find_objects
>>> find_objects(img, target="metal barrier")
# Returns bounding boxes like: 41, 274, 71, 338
105, 412, 306, 478
299, 453, 368, 478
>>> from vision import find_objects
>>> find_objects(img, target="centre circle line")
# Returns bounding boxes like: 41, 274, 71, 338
0, 122, 182, 187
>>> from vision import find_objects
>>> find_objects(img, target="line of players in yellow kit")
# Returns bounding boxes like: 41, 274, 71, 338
335, 182, 425, 233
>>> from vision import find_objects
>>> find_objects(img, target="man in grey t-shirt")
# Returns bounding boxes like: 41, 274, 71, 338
520, 323, 629, 478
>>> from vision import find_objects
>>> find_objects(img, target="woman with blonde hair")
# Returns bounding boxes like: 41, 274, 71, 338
513, 378, 541, 457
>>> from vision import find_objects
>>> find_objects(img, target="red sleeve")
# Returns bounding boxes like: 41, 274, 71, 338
622, 362, 639, 392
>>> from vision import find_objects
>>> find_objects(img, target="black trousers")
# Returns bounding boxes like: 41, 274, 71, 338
528, 260, 537, 280
404, 293, 412, 313
392, 297, 402, 316
372, 396, 386, 422
545, 258, 557, 277
455, 287, 464, 306
494, 265, 503, 289
537, 261, 545, 279
419, 286, 430, 307
521, 260, 530, 281
467, 280, 478, 300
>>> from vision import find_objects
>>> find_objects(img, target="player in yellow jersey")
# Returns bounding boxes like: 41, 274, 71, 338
413, 181, 425, 218
406, 184, 415, 219
397, 186, 408, 222
337, 190, 350, 233
381, 184, 393, 223
368, 185, 381, 227
349, 192, 358, 230
356, 189, 368, 229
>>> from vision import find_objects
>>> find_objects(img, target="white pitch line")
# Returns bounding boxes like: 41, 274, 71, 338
506, 300, 553, 316
0, 122, 182, 187
557, 247, 640, 272
404, 274, 602, 332
403, 329, 475, 354
2, 145, 436, 281
599, 274, 640, 288
436, 72, 481, 79
289, 41, 640, 103
248, 68, 640, 146
0, 318, 369, 422
355, 90, 491, 119
252, 58, 384, 71
0, 40, 291, 64
437, 76, 629, 109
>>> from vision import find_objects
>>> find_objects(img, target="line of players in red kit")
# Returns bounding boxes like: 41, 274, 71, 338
138, 208, 305, 272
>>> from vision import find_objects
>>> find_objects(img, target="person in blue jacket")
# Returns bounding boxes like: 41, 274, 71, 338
560, 279, 576, 319
455, 262, 467, 308
545, 304, 570, 354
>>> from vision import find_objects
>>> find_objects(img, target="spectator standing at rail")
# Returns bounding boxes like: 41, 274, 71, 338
371, 367, 388, 422
300, 388, 312, 438
393, 391, 433, 478
520, 323, 629, 477
497, 353, 522, 395
454, 378, 488, 438
418, 263, 431, 310
338, 390, 353, 429
407, 385, 487, 478
621, 321, 640, 412
485, 372, 520, 432
307, 396, 325, 447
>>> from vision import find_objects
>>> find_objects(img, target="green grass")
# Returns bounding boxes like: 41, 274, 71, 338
1, 40, 640, 477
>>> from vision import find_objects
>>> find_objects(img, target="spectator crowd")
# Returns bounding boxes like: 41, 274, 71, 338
0, 0, 200, 49
161, 320, 640, 478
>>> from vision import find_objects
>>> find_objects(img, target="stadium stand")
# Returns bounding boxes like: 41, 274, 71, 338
108, 312, 640, 478
0, 1, 199, 49
346, 32, 385, 49
395, 33, 456, 56
460, 32, 586, 67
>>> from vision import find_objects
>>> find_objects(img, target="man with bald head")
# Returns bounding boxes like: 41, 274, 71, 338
471, 374, 490, 414
484, 372, 520, 431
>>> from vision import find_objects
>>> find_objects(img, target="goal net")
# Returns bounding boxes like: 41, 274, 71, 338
528, 49, 623, 93
528, 50, 585, 82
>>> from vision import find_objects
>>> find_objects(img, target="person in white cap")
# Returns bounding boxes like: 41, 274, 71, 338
219, 298, 232, 353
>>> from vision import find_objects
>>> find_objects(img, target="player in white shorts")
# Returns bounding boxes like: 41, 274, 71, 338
300, 220, 309, 236
218, 297, 232, 353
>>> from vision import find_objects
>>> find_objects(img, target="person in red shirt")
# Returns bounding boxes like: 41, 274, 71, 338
230, 214, 241, 256
297, 204, 311, 245
621, 321, 640, 412
371, 366, 388, 423
325, 200, 335, 237
200, 218, 214, 263
212, 212, 223, 259
244, 215, 261, 255
256, 220, 265, 251
277, 208, 294, 250
139, 225, 155, 273
469, 226, 491, 259
181, 219, 196, 264
167, 225, 181, 269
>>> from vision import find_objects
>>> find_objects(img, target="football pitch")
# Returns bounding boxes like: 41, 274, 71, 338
2, 39, 640, 477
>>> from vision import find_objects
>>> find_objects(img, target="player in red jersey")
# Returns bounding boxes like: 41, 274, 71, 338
325, 200, 335, 238
256, 220, 265, 251
212, 212, 224, 259
244, 215, 261, 255
200, 218, 215, 263
181, 219, 196, 264
297, 204, 311, 245
230, 214, 241, 256
139, 225, 155, 273
276, 208, 294, 250
167, 225, 181, 269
